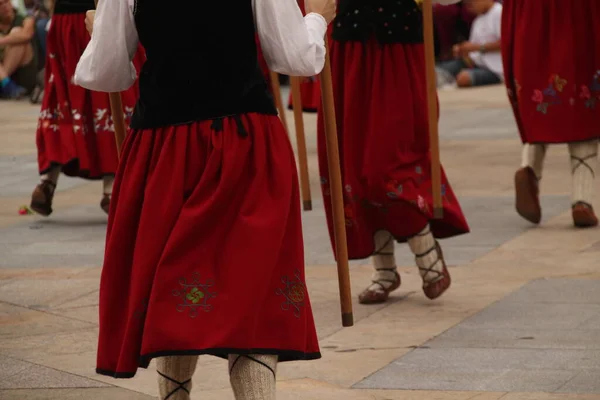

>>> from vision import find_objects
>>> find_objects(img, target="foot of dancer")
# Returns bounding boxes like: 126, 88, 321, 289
358, 230, 401, 304
101, 176, 114, 214
569, 140, 598, 228
156, 355, 198, 400
229, 354, 277, 400
515, 143, 546, 224
30, 166, 60, 216
408, 225, 451, 300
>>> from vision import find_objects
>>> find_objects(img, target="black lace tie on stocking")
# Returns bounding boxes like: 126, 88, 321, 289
229, 355, 276, 378
571, 152, 597, 178
157, 371, 192, 400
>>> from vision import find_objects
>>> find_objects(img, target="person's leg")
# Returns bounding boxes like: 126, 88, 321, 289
35, 18, 48, 58
436, 59, 467, 77
358, 230, 401, 304
229, 354, 277, 400
515, 143, 547, 224
569, 140, 599, 227
0, 27, 33, 98
407, 225, 451, 300
101, 175, 114, 214
30, 165, 60, 216
456, 67, 501, 88
156, 356, 198, 400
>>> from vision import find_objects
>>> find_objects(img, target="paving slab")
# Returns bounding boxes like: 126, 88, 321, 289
356, 279, 600, 393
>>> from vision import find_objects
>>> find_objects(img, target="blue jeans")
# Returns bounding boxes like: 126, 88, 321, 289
36, 18, 49, 60
437, 59, 501, 86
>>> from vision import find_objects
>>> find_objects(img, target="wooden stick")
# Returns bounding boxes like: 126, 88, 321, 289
94, 0, 127, 158
422, 0, 443, 219
269, 71, 290, 135
290, 76, 312, 211
320, 41, 353, 328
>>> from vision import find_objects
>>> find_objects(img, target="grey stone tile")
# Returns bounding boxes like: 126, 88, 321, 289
0, 361, 109, 389
428, 327, 600, 350
458, 302, 600, 331
357, 279, 600, 392
0, 388, 156, 400
0, 356, 32, 380
557, 370, 600, 393
502, 279, 600, 304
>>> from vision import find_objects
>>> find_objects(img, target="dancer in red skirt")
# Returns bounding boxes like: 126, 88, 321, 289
75, 0, 333, 397
503, 0, 600, 228
318, 0, 469, 305
29, 0, 145, 216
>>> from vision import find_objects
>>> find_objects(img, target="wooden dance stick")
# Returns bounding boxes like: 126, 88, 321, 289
290, 76, 313, 211
422, 0, 443, 219
320, 41, 353, 328
93, 0, 127, 157
269, 71, 291, 135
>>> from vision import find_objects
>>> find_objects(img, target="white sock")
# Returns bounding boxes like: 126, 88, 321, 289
229, 354, 277, 400
407, 225, 443, 284
41, 166, 60, 185
569, 140, 598, 206
521, 143, 547, 180
156, 356, 198, 400
103, 176, 114, 195
367, 231, 397, 294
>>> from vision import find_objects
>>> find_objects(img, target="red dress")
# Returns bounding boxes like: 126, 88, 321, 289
502, 0, 600, 144
317, 2, 469, 260
35, 13, 145, 179
98, 115, 320, 377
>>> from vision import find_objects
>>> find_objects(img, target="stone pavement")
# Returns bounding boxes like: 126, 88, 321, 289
1, 85, 599, 400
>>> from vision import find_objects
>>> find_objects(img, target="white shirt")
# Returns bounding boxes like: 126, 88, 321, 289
468, 2, 503, 79
74, 0, 329, 92
74, 0, 462, 93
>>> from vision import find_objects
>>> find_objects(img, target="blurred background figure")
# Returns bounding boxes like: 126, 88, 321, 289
435, 0, 503, 89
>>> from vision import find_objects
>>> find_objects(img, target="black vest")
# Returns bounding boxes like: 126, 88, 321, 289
131, 0, 276, 129
54, 0, 95, 14
332, 0, 424, 44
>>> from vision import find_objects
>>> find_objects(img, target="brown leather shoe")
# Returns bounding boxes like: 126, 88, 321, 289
515, 167, 542, 224
358, 270, 401, 304
421, 242, 451, 300
30, 180, 56, 216
572, 202, 598, 228
100, 194, 111, 215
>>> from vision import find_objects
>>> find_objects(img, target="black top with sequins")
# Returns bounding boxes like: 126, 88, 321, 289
54, 0, 96, 14
130, 0, 276, 129
332, 0, 424, 44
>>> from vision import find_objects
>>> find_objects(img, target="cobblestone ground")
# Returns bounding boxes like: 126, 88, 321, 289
1, 85, 599, 399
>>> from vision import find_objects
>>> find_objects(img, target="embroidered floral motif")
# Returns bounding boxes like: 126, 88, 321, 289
172, 273, 217, 318
580, 71, 600, 110
276, 270, 306, 318
532, 74, 567, 114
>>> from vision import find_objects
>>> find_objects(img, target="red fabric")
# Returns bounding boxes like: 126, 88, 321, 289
287, 76, 320, 113
35, 13, 145, 179
97, 114, 320, 377
502, 0, 600, 144
317, 38, 469, 259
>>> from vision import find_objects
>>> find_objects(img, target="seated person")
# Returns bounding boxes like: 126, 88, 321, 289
436, 0, 503, 88
0, 0, 37, 99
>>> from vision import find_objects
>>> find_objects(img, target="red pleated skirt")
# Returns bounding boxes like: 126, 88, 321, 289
97, 113, 320, 378
502, 0, 600, 144
35, 13, 145, 179
317, 38, 469, 260
288, 76, 321, 113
